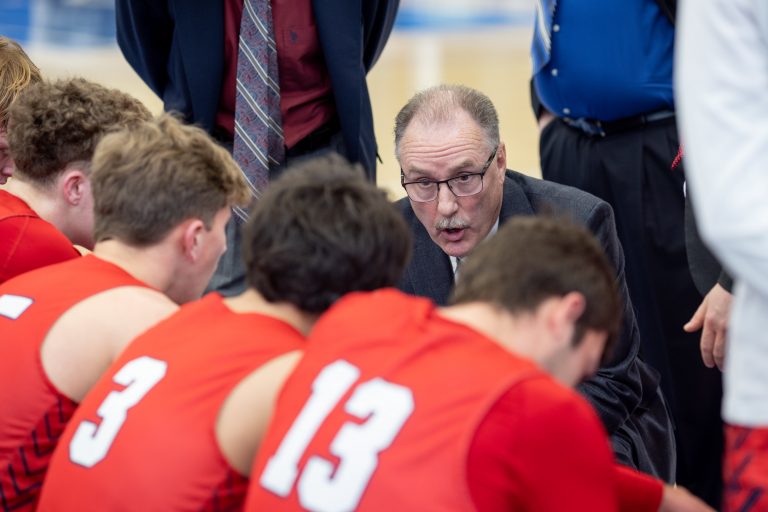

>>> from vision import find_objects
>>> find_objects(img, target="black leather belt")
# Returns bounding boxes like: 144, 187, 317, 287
286, 119, 340, 158
564, 109, 676, 138
211, 119, 340, 157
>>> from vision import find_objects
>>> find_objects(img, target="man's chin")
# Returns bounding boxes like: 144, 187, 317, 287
437, 237, 473, 258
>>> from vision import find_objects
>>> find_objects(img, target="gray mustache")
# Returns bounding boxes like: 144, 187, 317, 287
435, 217, 469, 231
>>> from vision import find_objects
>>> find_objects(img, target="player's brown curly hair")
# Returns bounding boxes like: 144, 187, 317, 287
0, 36, 41, 128
243, 153, 412, 313
7, 78, 151, 185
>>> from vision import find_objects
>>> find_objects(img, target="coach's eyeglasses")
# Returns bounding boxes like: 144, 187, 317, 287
400, 146, 498, 203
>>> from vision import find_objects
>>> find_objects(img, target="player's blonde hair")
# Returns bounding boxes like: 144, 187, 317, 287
0, 36, 41, 128
92, 114, 250, 245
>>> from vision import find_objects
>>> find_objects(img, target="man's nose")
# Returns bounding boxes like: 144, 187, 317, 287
436, 182, 458, 217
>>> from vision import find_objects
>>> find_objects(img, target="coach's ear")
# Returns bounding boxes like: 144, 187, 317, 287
180, 218, 208, 262
495, 142, 507, 180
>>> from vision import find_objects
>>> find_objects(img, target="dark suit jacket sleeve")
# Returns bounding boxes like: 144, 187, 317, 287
115, 0, 173, 99
718, 271, 733, 293
576, 200, 644, 436
362, 0, 400, 70
116, 1, 224, 132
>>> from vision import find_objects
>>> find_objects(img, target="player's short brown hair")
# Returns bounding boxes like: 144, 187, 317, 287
0, 36, 41, 128
91, 114, 250, 246
7, 78, 151, 186
450, 216, 621, 362
243, 153, 412, 313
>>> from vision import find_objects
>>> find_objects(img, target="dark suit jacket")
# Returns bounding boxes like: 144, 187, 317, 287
396, 170, 676, 480
115, 0, 399, 178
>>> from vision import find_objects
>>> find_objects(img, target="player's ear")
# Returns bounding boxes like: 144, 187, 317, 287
180, 218, 207, 262
549, 292, 586, 347
575, 330, 607, 379
60, 166, 90, 207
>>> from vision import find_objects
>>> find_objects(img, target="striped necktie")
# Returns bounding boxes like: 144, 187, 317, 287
232, 0, 285, 221
531, 0, 557, 75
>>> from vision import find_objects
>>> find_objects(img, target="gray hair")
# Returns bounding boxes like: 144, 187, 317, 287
393, 84, 500, 160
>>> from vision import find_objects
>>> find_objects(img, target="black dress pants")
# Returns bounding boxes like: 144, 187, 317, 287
540, 117, 723, 508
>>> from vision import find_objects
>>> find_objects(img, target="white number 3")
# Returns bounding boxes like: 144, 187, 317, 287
69, 356, 167, 468
260, 360, 414, 512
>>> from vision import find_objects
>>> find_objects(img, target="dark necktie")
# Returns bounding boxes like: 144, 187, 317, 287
232, 0, 284, 221
454, 257, 463, 281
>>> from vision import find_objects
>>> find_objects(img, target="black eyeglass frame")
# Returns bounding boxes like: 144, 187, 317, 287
400, 146, 499, 203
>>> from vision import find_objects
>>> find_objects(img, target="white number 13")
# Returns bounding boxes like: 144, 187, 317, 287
260, 360, 414, 512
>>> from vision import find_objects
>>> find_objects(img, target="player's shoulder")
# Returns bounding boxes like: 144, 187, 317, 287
335, 288, 417, 309
99, 285, 175, 308
0, 189, 35, 217
0, 211, 77, 254
318, 289, 428, 330
506, 373, 604, 429
60, 286, 178, 338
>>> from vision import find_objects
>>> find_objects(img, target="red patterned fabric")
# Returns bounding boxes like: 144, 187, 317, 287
724, 425, 768, 512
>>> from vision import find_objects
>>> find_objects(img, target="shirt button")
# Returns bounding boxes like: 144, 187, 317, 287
553, 24, 560, 32
563, 108, 571, 115
551, 68, 559, 77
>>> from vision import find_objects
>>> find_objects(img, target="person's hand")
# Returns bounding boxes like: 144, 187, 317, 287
684, 283, 732, 370
659, 485, 714, 512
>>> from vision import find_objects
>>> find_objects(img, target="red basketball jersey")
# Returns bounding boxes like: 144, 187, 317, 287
245, 289, 619, 511
0, 190, 79, 284
0, 255, 148, 510
39, 293, 305, 511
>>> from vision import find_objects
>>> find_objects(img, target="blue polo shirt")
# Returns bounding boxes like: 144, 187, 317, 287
533, 0, 675, 122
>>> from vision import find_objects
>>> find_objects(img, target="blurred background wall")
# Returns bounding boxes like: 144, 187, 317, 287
0, 0, 539, 199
